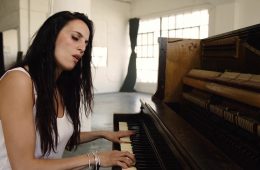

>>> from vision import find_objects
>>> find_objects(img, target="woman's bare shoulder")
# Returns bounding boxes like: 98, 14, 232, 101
0, 70, 33, 97
0, 70, 32, 101
0, 70, 34, 118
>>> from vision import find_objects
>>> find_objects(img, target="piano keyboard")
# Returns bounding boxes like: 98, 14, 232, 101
113, 114, 182, 170
119, 122, 136, 170
119, 122, 132, 143
118, 122, 136, 170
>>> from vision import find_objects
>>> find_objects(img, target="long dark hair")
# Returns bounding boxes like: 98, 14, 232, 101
14, 11, 94, 155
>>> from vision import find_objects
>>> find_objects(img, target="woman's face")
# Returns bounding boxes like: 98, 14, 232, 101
54, 19, 90, 72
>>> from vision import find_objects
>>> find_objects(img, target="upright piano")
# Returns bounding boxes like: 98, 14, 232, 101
113, 24, 260, 170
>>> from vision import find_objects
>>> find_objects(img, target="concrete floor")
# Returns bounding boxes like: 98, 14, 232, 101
63, 92, 151, 169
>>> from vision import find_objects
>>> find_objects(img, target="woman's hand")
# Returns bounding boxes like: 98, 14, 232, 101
103, 130, 135, 143
98, 150, 135, 168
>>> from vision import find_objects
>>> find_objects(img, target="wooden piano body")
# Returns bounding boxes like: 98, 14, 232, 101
113, 24, 260, 170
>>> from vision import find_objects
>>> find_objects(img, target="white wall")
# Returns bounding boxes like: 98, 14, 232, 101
18, 0, 91, 55
19, 0, 50, 54
212, 0, 260, 35
234, 0, 260, 29
91, 0, 130, 93
52, 0, 91, 16
0, 0, 19, 69
3, 29, 18, 68
0, 0, 19, 32
213, 1, 236, 35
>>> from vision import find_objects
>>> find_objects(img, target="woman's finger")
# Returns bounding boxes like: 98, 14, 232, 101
116, 160, 128, 169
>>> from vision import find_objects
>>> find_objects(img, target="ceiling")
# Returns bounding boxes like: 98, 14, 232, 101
115, 0, 133, 3
114, 0, 234, 5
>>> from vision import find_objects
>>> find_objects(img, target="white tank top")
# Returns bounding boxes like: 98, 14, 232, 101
0, 67, 74, 170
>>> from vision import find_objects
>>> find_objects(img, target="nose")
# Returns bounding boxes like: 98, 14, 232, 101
78, 48, 84, 55
78, 42, 86, 54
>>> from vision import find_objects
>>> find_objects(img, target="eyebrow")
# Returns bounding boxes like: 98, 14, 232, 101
73, 31, 89, 44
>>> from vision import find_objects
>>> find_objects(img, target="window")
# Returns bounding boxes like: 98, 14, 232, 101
136, 18, 160, 83
136, 9, 209, 83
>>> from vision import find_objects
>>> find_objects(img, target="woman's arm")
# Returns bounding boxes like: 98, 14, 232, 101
0, 71, 135, 170
0, 71, 88, 169
80, 130, 135, 144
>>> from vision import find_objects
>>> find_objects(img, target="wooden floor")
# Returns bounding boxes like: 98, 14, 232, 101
63, 92, 151, 169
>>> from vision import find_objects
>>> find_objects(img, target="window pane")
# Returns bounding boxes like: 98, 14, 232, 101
183, 28, 191, 38
154, 31, 160, 44
183, 13, 192, 27
191, 11, 200, 26
142, 21, 149, 32
200, 25, 208, 38
136, 46, 141, 57
162, 17, 168, 30
137, 34, 141, 45
136, 9, 208, 84
147, 33, 153, 45
147, 45, 153, 57
176, 29, 183, 38
176, 14, 184, 28
152, 18, 160, 31
161, 30, 168, 37
200, 10, 209, 25
168, 16, 175, 29
142, 45, 147, 57
154, 44, 159, 58
142, 34, 147, 45
169, 30, 176, 38
138, 21, 144, 33
191, 27, 199, 39
136, 58, 141, 69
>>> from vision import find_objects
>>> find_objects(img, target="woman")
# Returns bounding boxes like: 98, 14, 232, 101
0, 11, 135, 170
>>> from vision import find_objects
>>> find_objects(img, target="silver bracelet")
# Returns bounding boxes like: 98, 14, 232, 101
91, 151, 101, 170
85, 153, 92, 169
95, 151, 101, 166
87, 153, 91, 169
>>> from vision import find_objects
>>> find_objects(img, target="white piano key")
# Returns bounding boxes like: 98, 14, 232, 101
120, 136, 131, 142
119, 122, 136, 170
119, 122, 131, 143
123, 167, 137, 170
119, 122, 128, 130
120, 143, 133, 153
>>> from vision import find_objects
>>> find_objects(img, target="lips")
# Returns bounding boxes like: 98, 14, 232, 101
72, 55, 80, 62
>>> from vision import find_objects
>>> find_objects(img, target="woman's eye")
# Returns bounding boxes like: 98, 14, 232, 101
72, 36, 79, 41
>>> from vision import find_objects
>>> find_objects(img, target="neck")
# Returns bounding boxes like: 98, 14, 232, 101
55, 67, 62, 80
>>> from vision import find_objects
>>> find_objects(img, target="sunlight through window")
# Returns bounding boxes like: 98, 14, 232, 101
136, 9, 209, 83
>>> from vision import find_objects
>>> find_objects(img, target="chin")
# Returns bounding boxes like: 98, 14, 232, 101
61, 64, 77, 71
67, 66, 76, 71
